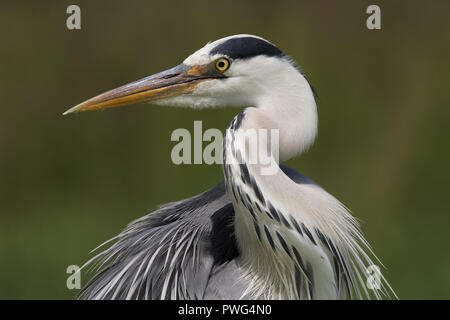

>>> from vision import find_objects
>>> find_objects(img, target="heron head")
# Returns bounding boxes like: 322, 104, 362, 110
64, 34, 313, 114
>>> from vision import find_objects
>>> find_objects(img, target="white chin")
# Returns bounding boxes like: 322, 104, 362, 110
150, 95, 217, 109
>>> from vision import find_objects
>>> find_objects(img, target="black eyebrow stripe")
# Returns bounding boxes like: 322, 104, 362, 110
210, 37, 284, 60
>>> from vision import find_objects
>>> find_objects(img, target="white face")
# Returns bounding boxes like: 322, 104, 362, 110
154, 35, 309, 110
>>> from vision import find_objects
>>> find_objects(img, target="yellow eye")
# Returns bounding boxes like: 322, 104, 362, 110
215, 58, 230, 72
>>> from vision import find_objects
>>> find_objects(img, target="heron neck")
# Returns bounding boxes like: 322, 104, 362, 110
222, 107, 315, 299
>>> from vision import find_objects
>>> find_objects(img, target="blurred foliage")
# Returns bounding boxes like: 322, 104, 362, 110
0, 0, 449, 299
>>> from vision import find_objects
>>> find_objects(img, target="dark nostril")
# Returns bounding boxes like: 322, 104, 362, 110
161, 73, 180, 80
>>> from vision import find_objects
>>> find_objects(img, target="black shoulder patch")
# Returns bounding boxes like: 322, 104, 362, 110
210, 203, 239, 264
210, 36, 285, 60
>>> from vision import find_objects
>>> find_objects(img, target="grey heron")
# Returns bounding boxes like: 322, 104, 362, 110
64, 34, 395, 300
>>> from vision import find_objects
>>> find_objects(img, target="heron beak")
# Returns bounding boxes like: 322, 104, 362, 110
63, 64, 218, 115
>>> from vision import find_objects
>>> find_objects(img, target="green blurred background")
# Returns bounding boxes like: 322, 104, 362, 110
0, 0, 449, 299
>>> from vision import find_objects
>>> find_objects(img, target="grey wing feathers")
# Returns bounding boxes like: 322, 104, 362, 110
204, 260, 251, 299
77, 165, 319, 300
78, 181, 238, 299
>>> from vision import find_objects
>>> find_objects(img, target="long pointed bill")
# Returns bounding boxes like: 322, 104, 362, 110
63, 64, 218, 115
